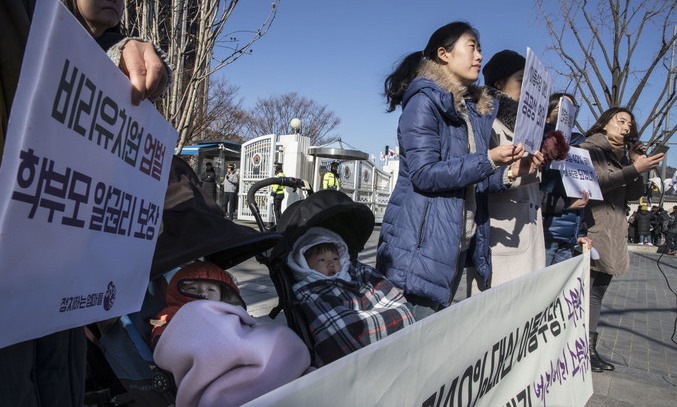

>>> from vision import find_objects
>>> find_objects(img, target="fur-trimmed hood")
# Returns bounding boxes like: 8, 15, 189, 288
403, 59, 494, 118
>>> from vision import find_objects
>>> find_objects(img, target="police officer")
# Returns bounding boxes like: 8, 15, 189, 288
322, 161, 341, 190
271, 163, 285, 225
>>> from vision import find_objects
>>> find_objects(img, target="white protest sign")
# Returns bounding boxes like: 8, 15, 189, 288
0, 0, 177, 348
513, 48, 552, 154
553, 147, 603, 201
555, 96, 577, 144
245, 255, 594, 407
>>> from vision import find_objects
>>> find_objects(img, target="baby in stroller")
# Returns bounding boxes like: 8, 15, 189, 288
150, 261, 310, 407
286, 225, 416, 367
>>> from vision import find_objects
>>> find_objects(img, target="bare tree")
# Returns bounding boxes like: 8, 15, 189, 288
190, 77, 248, 143
122, 0, 280, 152
537, 0, 676, 143
245, 92, 341, 145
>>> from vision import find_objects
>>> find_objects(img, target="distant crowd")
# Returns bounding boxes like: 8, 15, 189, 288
627, 204, 677, 254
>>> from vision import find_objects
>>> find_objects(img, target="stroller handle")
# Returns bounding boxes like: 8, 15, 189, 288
247, 177, 314, 232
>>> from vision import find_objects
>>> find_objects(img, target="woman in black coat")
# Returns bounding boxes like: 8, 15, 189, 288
200, 162, 217, 202
635, 205, 652, 245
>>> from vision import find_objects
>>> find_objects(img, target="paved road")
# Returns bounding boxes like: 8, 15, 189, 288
229, 223, 677, 406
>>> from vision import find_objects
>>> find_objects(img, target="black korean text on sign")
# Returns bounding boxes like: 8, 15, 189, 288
12, 148, 91, 226
12, 149, 160, 240
51, 59, 164, 181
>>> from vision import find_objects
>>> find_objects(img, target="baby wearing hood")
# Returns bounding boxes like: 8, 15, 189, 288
287, 226, 353, 289
151, 261, 310, 407
286, 227, 416, 367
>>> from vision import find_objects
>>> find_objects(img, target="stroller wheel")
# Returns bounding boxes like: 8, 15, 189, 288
152, 370, 173, 393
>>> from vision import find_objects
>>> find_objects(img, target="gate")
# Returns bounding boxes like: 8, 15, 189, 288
238, 134, 276, 223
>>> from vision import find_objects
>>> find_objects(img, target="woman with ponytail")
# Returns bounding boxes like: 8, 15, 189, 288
376, 22, 527, 319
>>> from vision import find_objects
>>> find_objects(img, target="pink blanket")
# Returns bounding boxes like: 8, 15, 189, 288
153, 301, 310, 407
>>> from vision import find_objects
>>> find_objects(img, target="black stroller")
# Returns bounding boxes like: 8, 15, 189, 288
84, 157, 282, 406
246, 178, 375, 361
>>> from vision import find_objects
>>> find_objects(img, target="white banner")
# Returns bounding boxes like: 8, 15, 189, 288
0, 0, 177, 348
245, 254, 594, 407
551, 147, 603, 201
513, 48, 552, 154
555, 96, 577, 144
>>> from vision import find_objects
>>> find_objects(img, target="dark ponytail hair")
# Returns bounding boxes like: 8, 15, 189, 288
585, 107, 638, 142
384, 21, 479, 112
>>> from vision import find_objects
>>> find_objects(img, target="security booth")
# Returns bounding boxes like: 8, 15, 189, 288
309, 139, 391, 223
178, 140, 241, 206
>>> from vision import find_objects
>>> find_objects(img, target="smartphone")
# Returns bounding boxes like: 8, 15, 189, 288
647, 142, 669, 157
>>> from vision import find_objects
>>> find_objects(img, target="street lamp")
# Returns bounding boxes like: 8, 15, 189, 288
290, 118, 302, 134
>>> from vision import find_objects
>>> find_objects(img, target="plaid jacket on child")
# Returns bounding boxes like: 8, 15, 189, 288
294, 260, 415, 366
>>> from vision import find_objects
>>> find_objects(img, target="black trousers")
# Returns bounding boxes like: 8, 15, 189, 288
589, 271, 613, 332
273, 194, 284, 225
223, 192, 237, 220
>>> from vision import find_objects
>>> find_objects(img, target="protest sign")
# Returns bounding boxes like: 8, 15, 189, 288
0, 0, 177, 348
551, 147, 603, 201
513, 48, 552, 154
555, 96, 577, 144
245, 254, 594, 407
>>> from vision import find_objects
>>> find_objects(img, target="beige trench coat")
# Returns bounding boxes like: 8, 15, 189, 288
487, 119, 546, 286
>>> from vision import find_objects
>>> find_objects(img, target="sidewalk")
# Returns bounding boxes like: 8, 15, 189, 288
229, 223, 677, 406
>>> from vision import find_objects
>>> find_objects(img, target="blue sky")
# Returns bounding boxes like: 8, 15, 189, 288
215, 1, 675, 168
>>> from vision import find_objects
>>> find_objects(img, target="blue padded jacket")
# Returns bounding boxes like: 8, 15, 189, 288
376, 62, 506, 307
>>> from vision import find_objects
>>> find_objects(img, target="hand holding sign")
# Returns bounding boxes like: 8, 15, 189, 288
489, 143, 526, 166
120, 40, 170, 105
568, 190, 590, 210
558, 147, 603, 200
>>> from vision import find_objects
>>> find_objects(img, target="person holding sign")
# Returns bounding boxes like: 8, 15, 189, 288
377, 22, 526, 319
0, 1, 171, 406
540, 92, 592, 265
466, 50, 546, 294
581, 107, 663, 372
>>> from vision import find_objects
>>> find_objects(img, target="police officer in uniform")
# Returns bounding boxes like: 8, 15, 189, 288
271, 163, 285, 225
322, 161, 341, 190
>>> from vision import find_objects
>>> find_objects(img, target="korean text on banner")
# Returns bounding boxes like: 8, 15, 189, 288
513, 48, 553, 154
0, 0, 177, 348
245, 254, 594, 407
551, 147, 603, 201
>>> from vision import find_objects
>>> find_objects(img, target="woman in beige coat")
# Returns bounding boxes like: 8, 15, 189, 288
580, 107, 663, 372
465, 50, 545, 294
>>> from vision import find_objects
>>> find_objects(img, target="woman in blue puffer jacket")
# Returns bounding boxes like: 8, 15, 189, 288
376, 21, 529, 319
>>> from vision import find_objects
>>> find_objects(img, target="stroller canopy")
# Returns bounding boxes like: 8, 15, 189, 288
269, 189, 375, 264
151, 157, 281, 276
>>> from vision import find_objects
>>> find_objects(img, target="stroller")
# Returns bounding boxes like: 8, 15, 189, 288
84, 157, 282, 406
246, 178, 375, 362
